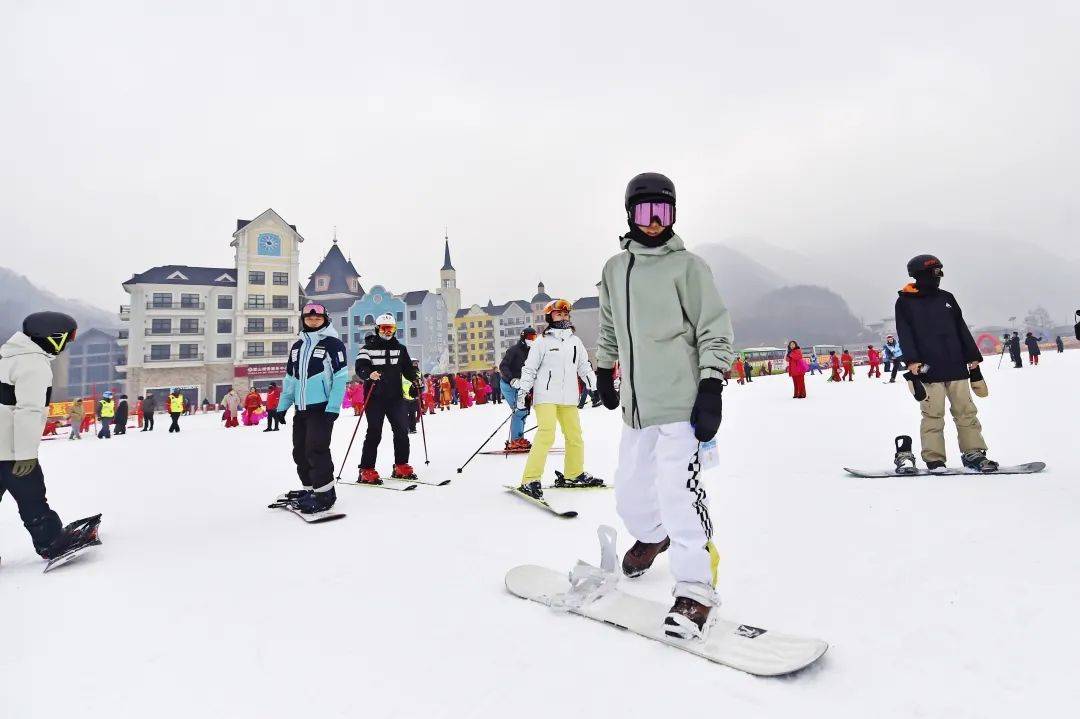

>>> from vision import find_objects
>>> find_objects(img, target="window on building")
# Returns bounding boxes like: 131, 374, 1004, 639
340, 316, 348, 327
86, 365, 110, 382
150, 345, 170, 360
272, 295, 289, 309
179, 344, 199, 359
395, 312, 403, 322
409, 327, 417, 338
216, 343, 231, 359
469, 322, 475, 328
217, 319, 232, 334
316, 275, 329, 291
247, 318, 265, 333
272, 318, 289, 333
249, 271, 265, 285
347, 278, 359, 294
218, 295, 233, 310
354, 332, 362, 343
353, 315, 362, 326
364, 315, 374, 325
248, 295, 265, 308
151, 319, 172, 335
180, 319, 199, 334
409, 310, 417, 321
152, 293, 172, 308
247, 342, 264, 357
181, 293, 200, 308
273, 272, 289, 286
69, 367, 84, 383
271, 341, 289, 356
396, 329, 403, 339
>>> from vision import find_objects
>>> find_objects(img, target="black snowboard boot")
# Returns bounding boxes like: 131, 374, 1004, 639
664, 596, 712, 640
962, 450, 999, 473
926, 460, 948, 473
553, 470, 605, 488
39, 515, 102, 560
893, 435, 917, 475
622, 537, 670, 578
296, 487, 336, 514
517, 481, 544, 500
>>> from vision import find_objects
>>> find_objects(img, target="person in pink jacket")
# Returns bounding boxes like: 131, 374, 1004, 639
345, 381, 366, 416
867, 345, 882, 378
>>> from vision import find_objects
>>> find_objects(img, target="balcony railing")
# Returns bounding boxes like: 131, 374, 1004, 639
144, 353, 205, 363
119, 305, 131, 321
147, 301, 205, 310
244, 302, 295, 311
118, 329, 129, 340
243, 351, 289, 360
144, 327, 204, 336
244, 326, 294, 334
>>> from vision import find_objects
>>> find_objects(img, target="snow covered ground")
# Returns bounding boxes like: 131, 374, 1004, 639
2, 352, 1078, 718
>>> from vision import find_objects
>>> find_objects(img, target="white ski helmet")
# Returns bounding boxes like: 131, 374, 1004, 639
375, 313, 397, 338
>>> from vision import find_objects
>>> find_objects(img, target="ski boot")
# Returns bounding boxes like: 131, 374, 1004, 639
622, 537, 670, 578
893, 435, 917, 475
925, 460, 948, 473
358, 468, 383, 485
39, 514, 102, 561
553, 470, 605, 488
664, 596, 713, 640
391, 463, 417, 480
296, 487, 336, 514
962, 450, 999, 473
281, 489, 313, 501
517, 480, 544, 500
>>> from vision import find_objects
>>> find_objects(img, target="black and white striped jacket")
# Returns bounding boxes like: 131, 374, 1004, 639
355, 335, 419, 402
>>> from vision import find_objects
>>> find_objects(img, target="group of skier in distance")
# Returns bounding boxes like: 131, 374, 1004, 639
1, 171, 1056, 637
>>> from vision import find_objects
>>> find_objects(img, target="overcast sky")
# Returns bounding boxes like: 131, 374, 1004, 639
3, 0, 1078, 313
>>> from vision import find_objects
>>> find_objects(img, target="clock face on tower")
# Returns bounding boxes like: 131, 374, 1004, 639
257, 233, 282, 257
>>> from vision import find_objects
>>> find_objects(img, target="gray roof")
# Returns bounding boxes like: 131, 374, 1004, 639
124, 265, 237, 287
573, 296, 600, 310
531, 291, 552, 302
237, 217, 297, 233
320, 297, 360, 313
401, 290, 430, 305
304, 243, 365, 297
442, 240, 454, 271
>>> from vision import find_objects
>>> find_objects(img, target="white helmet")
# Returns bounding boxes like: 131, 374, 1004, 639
375, 313, 396, 337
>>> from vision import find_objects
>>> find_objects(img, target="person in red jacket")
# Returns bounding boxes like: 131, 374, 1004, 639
786, 340, 807, 399
455, 374, 472, 408
733, 357, 745, 385
829, 351, 842, 382
866, 345, 882, 378
841, 349, 854, 381
264, 382, 282, 432
242, 388, 262, 426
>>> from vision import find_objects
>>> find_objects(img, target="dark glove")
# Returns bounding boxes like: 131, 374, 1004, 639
277, 411, 289, 424
407, 384, 419, 399
903, 371, 927, 401
595, 368, 619, 410
690, 378, 724, 442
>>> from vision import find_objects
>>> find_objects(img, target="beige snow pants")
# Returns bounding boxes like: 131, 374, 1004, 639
918, 379, 987, 463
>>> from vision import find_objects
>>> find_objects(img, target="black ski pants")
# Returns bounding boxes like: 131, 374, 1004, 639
291, 405, 336, 491
0, 461, 61, 553
266, 410, 280, 431
168, 412, 181, 432
143, 413, 154, 431
890, 359, 906, 382
407, 398, 419, 432
360, 395, 410, 468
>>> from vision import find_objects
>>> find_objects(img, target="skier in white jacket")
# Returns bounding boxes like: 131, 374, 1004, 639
515, 299, 602, 498
1, 312, 101, 562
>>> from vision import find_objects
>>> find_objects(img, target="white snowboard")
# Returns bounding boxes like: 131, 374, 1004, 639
505, 564, 828, 676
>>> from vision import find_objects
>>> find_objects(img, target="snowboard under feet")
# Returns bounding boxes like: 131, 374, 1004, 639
844, 461, 1045, 478
504, 485, 578, 518
505, 564, 828, 676
337, 478, 418, 491
268, 497, 345, 523
43, 514, 103, 573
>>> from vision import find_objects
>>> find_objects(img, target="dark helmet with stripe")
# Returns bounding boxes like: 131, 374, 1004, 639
906, 254, 943, 277
23, 311, 78, 355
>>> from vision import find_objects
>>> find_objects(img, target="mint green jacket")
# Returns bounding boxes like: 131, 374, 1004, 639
597, 234, 734, 429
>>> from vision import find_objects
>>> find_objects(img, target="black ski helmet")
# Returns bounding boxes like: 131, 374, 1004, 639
906, 254, 943, 278
22, 311, 78, 355
624, 172, 676, 209
520, 326, 537, 341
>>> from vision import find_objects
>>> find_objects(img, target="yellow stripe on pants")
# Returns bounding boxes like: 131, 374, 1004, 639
521, 404, 585, 484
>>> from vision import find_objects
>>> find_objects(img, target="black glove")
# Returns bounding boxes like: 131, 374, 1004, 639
277, 411, 289, 424
902, 371, 927, 401
690, 378, 724, 442
595, 368, 619, 410
408, 384, 419, 399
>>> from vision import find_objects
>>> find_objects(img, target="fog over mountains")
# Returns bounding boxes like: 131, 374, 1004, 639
0, 267, 119, 341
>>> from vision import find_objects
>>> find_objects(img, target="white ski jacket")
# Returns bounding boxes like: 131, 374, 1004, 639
518, 327, 596, 406
0, 332, 55, 461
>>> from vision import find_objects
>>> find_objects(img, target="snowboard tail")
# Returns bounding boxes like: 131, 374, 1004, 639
844, 461, 1045, 478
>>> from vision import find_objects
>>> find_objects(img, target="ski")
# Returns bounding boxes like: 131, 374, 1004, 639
337, 478, 418, 491
399, 477, 451, 486
268, 498, 345, 523
43, 514, 103, 573
480, 449, 565, 456
844, 461, 1045, 478
542, 483, 611, 491
506, 564, 828, 676
503, 485, 578, 518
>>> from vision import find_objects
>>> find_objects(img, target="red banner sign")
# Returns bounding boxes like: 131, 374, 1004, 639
236, 363, 287, 378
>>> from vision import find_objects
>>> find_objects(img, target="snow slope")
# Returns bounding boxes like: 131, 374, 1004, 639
2, 353, 1078, 718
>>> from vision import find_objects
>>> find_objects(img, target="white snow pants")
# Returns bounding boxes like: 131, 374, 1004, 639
614, 421, 718, 604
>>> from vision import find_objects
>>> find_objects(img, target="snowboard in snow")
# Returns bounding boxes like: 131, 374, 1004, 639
337, 478, 417, 491
504, 485, 577, 518
505, 564, 828, 676
43, 514, 103, 573
844, 461, 1045, 478
268, 498, 345, 523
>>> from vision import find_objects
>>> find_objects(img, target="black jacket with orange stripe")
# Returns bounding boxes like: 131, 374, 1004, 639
894, 285, 982, 383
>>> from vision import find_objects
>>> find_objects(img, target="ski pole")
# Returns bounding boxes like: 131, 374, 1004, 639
415, 371, 430, 465
335, 411, 365, 481
456, 412, 513, 474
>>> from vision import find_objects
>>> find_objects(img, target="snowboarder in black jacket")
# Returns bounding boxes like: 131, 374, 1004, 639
354, 313, 420, 483
1008, 332, 1023, 368
498, 327, 537, 450
895, 254, 998, 472
1024, 332, 1042, 365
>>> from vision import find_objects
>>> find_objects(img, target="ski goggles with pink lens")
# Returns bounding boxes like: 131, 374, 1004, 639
302, 303, 326, 315
631, 201, 674, 227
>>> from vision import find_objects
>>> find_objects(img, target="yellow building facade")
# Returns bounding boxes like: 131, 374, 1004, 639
452, 305, 496, 371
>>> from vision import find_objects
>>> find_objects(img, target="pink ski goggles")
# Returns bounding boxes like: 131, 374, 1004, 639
631, 201, 674, 227
302, 303, 326, 315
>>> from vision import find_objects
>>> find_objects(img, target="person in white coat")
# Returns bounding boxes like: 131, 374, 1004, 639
1, 312, 99, 560
515, 299, 603, 499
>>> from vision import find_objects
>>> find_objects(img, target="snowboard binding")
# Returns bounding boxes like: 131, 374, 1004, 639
893, 435, 917, 475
